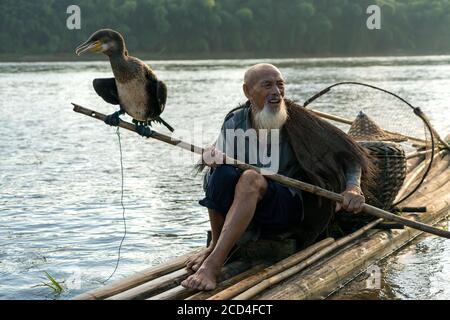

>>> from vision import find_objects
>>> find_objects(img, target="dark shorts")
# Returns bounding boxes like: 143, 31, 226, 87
199, 165, 304, 234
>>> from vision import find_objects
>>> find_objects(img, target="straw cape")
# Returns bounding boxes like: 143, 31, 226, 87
348, 111, 408, 142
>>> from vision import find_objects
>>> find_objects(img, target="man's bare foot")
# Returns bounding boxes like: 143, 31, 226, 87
181, 259, 222, 291
185, 247, 214, 272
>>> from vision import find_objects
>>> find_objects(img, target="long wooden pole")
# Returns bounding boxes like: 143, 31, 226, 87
406, 148, 438, 160
72, 103, 450, 239
416, 109, 450, 150
311, 108, 450, 150
395, 151, 445, 201
309, 109, 428, 145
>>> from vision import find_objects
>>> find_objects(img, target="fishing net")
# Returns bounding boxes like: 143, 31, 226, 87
302, 82, 441, 214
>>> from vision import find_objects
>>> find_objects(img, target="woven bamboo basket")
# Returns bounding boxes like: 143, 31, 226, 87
335, 112, 407, 232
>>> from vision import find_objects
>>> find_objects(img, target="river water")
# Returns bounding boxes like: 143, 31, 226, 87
0, 56, 449, 300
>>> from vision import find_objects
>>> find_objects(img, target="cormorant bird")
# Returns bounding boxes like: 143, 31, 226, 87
75, 29, 173, 136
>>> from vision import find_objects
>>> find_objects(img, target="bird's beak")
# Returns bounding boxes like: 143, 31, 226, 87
75, 40, 102, 56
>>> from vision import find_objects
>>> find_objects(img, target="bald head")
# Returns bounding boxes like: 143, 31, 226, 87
244, 64, 283, 88
242, 64, 288, 129
243, 63, 286, 111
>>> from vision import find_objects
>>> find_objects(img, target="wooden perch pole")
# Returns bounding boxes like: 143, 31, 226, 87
72, 103, 450, 239
309, 109, 429, 145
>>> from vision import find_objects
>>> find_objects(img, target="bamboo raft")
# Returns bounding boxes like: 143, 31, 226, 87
73, 146, 450, 300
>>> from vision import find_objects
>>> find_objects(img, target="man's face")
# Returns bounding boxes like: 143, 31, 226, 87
246, 68, 285, 111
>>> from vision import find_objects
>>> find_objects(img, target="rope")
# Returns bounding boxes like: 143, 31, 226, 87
103, 126, 127, 283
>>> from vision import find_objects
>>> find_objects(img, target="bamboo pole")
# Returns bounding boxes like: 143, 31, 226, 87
107, 260, 252, 300
398, 155, 449, 204
309, 109, 428, 145
148, 284, 193, 300
399, 151, 445, 196
415, 173, 450, 197
207, 237, 334, 300
232, 218, 383, 300
185, 264, 268, 300
406, 155, 425, 174
107, 268, 189, 300
406, 148, 441, 160
395, 150, 446, 201
423, 154, 450, 181
409, 153, 449, 192
416, 109, 450, 150
72, 248, 201, 300
72, 104, 450, 239
407, 180, 450, 208
151, 263, 268, 300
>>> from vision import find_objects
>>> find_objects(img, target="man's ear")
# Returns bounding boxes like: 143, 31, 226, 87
243, 83, 251, 100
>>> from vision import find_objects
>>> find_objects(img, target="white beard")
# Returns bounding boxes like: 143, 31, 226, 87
252, 100, 288, 130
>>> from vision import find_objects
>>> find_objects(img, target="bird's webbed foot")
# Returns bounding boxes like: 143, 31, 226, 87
104, 110, 123, 126
134, 120, 154, 138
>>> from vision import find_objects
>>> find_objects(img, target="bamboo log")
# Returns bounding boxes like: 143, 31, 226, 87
406, 155, 425, 174
72, 104, 450, 239
406, 156, 430, 178
206, 237, 334, 300
417, 109, 450, 150
185, 264, 268, 300
309, 109, 428, 145
404, 155, 450, 199
407, 180, 450, 208
258, 184, 450, 300
414, 168, 450, 197
233, 218, 383, 300
395, 150, 446, 201
406, 148, 441, 160
107, 260, 252, 300
151, 263, 268, 300
72, 248, 201, 300
148, 284, 192, 300
423, 154, 450, 181
107, 268, 189, 300
311, 104, 448, 150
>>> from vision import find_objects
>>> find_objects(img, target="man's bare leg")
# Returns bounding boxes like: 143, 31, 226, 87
181, 170, 268, 291
185, 209, 224, 272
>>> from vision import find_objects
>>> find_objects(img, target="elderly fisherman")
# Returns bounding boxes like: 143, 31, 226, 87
182, 64, 376, 291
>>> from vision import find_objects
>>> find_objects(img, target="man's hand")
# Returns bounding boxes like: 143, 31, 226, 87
202, 146, 224, 168
335, 185, 365, 214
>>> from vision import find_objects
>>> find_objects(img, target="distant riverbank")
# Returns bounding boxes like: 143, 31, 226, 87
2, 50, 448, 63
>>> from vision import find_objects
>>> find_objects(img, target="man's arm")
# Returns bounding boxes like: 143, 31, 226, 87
345, 164, 362, 191
336, 163, 365, 213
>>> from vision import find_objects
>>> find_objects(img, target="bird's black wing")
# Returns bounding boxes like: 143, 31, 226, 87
144, 72, 173, 132
156, 80, 167, 112
145, 73, 167, 117
93, 78, 120, 105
